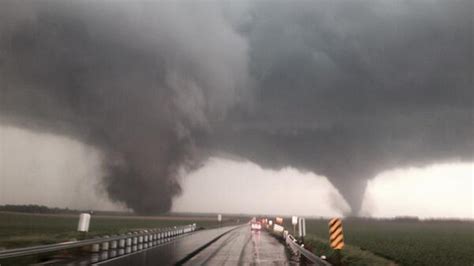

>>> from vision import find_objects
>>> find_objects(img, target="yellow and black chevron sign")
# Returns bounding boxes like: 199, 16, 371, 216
328, 218, 344, 249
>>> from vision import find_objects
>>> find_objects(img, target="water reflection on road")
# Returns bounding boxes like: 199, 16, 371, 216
184, 226, 290, 265
89, 224, 291, 265
94, 226, 238, 266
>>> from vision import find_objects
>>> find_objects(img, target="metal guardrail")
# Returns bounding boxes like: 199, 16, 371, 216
284, 234, 331, 266
0, 224, 197, 260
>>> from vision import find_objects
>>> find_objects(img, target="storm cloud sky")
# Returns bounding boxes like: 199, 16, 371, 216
0, 0, 472, 215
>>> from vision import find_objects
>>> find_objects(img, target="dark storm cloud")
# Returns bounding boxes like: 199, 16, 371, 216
211, 0, 473, 214
0, 0, 472, 214
0, 0, 250, 214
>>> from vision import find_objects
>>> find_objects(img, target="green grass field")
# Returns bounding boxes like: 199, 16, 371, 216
0, 211, 238, 249
0, 211, 246, 265
300, 218, 474, 266
2, 213, 473, 265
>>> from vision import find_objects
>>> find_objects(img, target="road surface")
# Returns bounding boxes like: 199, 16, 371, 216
93, 224, 290, 265
184, 225, 290, 265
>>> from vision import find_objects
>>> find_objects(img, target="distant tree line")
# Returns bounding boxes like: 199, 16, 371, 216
0, 204, 135, 216
0, 204, 79, 214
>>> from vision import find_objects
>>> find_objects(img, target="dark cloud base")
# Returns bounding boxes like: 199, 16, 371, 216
0, 0, 472, 214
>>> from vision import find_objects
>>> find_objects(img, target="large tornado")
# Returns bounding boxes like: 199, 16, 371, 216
1, 0, 472, 214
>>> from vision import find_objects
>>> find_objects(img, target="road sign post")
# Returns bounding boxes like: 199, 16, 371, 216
292, 216, 298, 235
328, 218, 344, 265
298, 217, 306, 243
77, 213, 91, 239
217, 214, 222, 227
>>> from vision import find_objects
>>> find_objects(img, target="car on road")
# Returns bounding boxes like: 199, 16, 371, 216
250, 221, 262, 231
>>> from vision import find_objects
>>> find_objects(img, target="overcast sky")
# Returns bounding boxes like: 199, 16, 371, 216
174, 159, 473, 219
0, 0, 472, 217
1, 125, 472, 219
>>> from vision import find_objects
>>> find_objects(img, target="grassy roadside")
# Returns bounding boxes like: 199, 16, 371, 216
302, 218, 474, 266
273, 218, 474, 265
0, 211, 240, 249
266, 224, 395, 265
303, 235, 396, 266
0, 211, 244, 265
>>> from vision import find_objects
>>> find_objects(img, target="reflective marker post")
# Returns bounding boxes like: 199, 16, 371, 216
291, 216, 298, 236
328, 218, 344, 266
298, 217, 306, 243
217, 214, 222, 227
78, 213, 91, 233
78, 213, 91, 239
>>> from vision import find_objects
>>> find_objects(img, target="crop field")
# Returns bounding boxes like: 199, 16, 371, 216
0, 211, 238, 249
301, 218, 474, 266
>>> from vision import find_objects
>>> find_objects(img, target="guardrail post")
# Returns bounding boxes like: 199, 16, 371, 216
143, 232, 148, 249
157, 230, 162, 244
101, 236, 110, 251
125, 233, 132, 254
99, 236, 110, 261
117, 236, 125, 256
147, 232, 152, 248
119, 237, 126, 248
138, 233, 144, 250
132, 233, 138, 252
90, 252, 99, 264
91, 236, 100, 255
91, 243, 100, 253
148, 232, 153, 247
110, 238, 118, 249
100, 250, 108, 261
109, 236, 118, 258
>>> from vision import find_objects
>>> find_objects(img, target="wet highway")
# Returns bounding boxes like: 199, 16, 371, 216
94, 225, 239, 265
94, 224, 290, 265
184, 225, 290, 265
